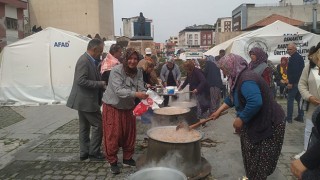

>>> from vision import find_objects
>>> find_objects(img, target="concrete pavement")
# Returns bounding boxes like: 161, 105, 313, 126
0, 97, 304, 179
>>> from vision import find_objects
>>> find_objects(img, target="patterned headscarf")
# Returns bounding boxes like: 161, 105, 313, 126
215, 53, 248, 96
123, 48, 140, 78
248, 47, 268, 70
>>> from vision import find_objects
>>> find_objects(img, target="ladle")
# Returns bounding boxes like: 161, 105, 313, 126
176, 111, 228, 131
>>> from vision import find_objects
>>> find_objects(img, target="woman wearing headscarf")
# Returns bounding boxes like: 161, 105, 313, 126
276, 57, 289, 98
249, 47, 274, 97
296, 45, 320, 159
101, 48, 148, 174
160, 57, 181, 107
210, 54, 285, 179
142, 60, 159, 88
100, 44, 122, 85
179, 60, 210, 119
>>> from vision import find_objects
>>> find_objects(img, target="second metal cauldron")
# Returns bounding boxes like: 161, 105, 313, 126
152, 107, 190, 126
170, 101, 198, 125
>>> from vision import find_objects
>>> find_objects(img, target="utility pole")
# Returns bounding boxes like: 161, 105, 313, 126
312, 0, 317, 30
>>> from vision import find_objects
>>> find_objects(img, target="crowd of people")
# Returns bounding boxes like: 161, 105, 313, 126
66, 38, 320, 179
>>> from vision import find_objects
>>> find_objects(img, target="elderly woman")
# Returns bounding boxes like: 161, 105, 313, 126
248, 47, 274, 94
160, 57, 181, 106
210, 54, 285, 179
179, 60, 210, 119
102, 48, 148, 174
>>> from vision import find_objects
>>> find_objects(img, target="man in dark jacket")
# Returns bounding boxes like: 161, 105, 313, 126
67, 39, 106, 161
286, 43, 305, 123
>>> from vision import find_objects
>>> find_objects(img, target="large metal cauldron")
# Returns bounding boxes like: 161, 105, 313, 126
146, 126, 203, 177
170, 101, 198, 125
152, 107, 190, 126
129, 167, 187, 180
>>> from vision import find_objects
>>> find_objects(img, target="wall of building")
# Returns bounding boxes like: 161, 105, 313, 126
122, 18, 133, 38
247, 4, 320, 27
215, 31, 246, 45
178, 31, 186, 46
29, 0, 114, 39
0, 1, 26, 49
5, 5, 18, 44
280, 0, 314, 6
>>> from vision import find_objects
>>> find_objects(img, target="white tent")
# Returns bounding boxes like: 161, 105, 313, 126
205, 20, 320, 64
0, 27, 91, 106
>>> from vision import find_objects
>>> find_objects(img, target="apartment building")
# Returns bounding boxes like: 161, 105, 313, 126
232, 2, 320, 31
0, 0, 27, 49
178, 24, 215, 47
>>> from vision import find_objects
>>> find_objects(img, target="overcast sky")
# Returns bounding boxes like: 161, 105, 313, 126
113, 0, 280, 42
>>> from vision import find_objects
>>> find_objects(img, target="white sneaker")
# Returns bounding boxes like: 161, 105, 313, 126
294, 150, 306, 159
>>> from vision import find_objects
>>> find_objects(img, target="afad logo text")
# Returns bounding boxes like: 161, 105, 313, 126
54, 41, 70, 47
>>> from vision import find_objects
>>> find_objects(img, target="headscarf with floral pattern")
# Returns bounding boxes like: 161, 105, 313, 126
215, 53, 248, 98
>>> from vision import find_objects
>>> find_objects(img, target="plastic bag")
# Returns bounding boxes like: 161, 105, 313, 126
133, 98, 153, 116
133, 89, 164, 116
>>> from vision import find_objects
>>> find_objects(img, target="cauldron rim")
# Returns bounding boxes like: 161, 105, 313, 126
147, 126, 203, 144
153, 107, 190, 116
170, 101, 197, 108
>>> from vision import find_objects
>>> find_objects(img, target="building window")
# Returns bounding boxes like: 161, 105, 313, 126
188, 34, 193, 39
195, 34, 198, 39
188, 40, 192, 45
207, 34, 211, 39
203, 40, 207, 45
195, 40, 198, 45
6, 17, 18, 30
208, 40, 212, 45
202, 34, 206, 39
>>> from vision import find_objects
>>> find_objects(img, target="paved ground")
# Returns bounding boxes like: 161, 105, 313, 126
0, 96, 304, 180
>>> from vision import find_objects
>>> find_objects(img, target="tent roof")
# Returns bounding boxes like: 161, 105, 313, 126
7, 27, 90, 47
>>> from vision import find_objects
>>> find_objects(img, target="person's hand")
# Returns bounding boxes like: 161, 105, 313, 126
291, 159, 307, 179
210, 111, 222, 120
192, 89, 198, 94
135, 92, 149, 99
175, 81, 180, 87
309, 96, 320, 105
287, 83, 293, 89
146, 84, 152, 88
233, 117, 243, 133
101, 81, 107, 90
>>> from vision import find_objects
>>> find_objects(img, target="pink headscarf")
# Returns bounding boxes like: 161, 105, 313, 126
248, 47, 268, 70
215, 53, 248, 95
100, 53, 120, 74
